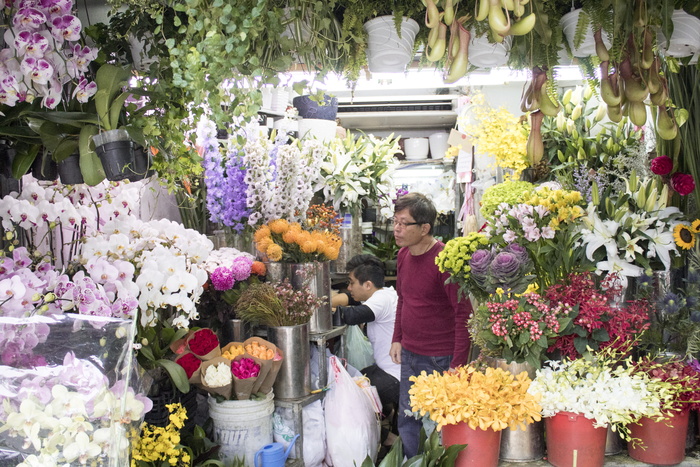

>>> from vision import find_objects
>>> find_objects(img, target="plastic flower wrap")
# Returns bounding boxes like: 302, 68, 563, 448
409, 365, 542, 431
0, 314, 149, 466
470, 292, 575, 367
529, 350, 679, 439
464, 92, 529, 177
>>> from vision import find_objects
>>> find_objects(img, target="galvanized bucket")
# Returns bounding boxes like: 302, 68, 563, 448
486, 357, 545, 462
267, 323, 311, 399
265, 261, 332, 333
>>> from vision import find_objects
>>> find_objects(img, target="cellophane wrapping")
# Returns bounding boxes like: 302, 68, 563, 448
0, 314, 149, 467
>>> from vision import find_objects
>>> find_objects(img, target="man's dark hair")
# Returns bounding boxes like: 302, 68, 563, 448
394, 192, 437, 234
347, 254, 385, 288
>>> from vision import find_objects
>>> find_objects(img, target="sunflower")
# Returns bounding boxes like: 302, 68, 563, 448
674, 224, 696, 250
691, 219, 700, 234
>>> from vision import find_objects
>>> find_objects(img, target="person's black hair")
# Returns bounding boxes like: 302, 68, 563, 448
347, 254, 385, 288
393, 192, 437, 234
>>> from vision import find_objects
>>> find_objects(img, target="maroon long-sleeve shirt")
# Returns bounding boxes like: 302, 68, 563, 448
391, 241, 472, 368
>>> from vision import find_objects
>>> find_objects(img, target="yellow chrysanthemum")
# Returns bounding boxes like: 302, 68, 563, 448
253, 225, 271, 242
269, 218, 290, 234
674, 224, 696, 250
256, 237, 272, 255
266, 243, 283, 261
300, 240, 317, 254
282, 229, 299, 244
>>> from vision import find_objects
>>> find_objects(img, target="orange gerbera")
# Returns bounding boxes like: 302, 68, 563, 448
269, 219, 290, 234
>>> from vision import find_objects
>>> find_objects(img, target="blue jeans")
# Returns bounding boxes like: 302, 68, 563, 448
398, 348, 452, 458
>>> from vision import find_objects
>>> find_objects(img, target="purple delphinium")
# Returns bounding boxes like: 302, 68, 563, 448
222, 147, 250, 232
199, 117, 227, 225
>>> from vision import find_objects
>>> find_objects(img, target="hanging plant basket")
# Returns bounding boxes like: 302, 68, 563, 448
469, 31, 512, 69
561, 9, 611, 58
364, 16, 420, 73
657, 10, 700, 58
30, 150, 58, 181
125, 146, 155, 182
92, 130, 136, 182
57, 153, 84, 185
292, 95, 339, 121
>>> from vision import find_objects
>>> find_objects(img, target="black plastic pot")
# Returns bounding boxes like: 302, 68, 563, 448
57, 153, 84, 185
292, 94, 338, 121
95, 140, 135, 181
0, 141, 16, 179
126, 146, 155, 182
31, 151, 58, 181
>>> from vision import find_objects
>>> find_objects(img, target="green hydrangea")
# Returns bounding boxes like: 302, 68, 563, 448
480, 181, 535, 219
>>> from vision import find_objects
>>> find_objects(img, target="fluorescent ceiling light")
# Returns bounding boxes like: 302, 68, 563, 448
283, 66, 583, 93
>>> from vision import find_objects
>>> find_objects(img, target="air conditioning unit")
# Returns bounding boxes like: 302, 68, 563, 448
336, 93, 459, 130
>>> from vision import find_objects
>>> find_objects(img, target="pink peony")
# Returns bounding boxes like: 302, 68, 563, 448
650, 155, 673, 176
671, 173, 696, 196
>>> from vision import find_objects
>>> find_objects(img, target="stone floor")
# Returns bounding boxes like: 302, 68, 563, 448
500, 448, 700, 466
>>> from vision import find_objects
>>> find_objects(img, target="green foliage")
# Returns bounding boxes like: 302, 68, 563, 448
362, 429, 466, 467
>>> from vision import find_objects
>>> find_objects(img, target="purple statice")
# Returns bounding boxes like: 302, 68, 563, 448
210, 266, 235, 291
572, 166, 607, 204
230, 256, 253, 281
199, 116, 228, 224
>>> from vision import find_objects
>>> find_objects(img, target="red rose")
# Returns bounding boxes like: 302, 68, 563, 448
650, 155, 673, 175
176, 353, 201, 379
671, 172, 696, 196
188, 328, 219, 356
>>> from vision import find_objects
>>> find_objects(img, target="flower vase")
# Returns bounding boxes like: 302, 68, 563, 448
628, 410, 689, 465
441, 422, 502, 467
545, 411, 607, 467
332, 208, 362, 274
485, 358, 544, 462
267, 323, 311, 399
605, 426, 625, 456
265, 261, 332, 333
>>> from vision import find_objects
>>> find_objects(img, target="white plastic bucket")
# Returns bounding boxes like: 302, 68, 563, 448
208, 392, 275, 466
469, 31, 512, 68
561, 9, 611, 57
364, 16, 419, 73
657, 10, 700, 57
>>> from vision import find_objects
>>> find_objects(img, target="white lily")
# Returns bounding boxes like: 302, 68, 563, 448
642, 226, 677, 270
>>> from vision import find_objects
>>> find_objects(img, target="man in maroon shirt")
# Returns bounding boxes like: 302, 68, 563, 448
388, 192, 472, 458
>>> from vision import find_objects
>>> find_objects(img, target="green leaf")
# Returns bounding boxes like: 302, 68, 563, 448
359, 456, 374, 467
378, 436, 403, 467
53, 139, 79, 162
442, 444, 467, 465
79, 125, 105, 186
139, 345, 156, 362
591, 328, 610, 342
11, 145, 39, 179
156, 359, 190, 393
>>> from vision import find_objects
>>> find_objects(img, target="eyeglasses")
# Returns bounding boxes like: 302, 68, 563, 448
392, 218, 422, 229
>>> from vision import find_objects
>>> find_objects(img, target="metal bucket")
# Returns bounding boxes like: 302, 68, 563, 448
267, 323, 311, 399
486, 357, 545, 462
265, 261, 332, 333
605, 425, 625, 455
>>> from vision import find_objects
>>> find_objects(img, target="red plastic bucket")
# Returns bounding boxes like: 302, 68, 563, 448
628, 410, 689, 465
441, 422, 502, 467
545, 411, 607, 467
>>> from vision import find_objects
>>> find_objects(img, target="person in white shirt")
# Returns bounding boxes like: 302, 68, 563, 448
333, 254, 400, 440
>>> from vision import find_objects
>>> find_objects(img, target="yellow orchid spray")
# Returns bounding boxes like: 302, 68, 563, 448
409, 365, 542, 432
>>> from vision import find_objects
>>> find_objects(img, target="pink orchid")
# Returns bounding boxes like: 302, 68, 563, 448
12, 8, 46, 30
71, 76, 96, 103
13, 30, 49, 58
50, 14, 81, 42
20, 56, 53, 84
